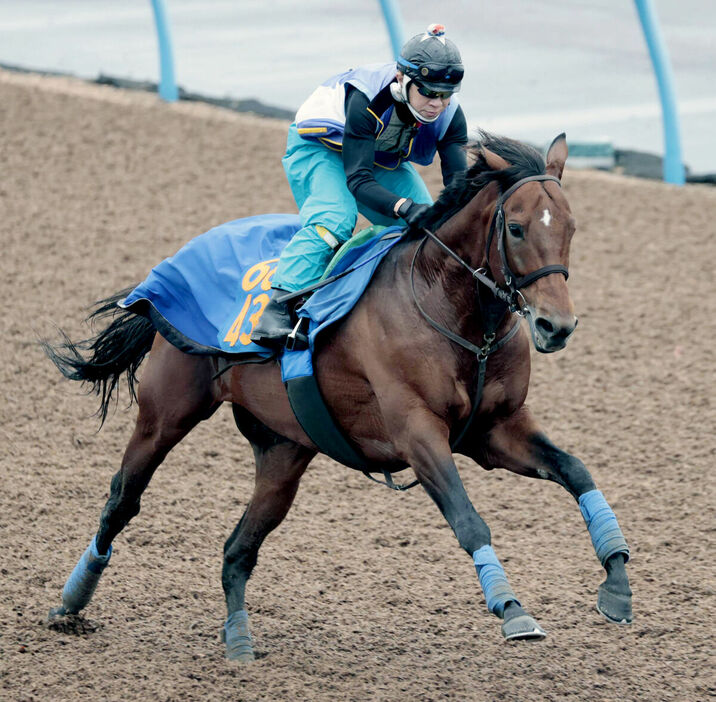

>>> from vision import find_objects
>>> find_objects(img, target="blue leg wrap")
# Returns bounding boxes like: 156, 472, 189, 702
61, 535, 112, 614
223, 609, 254, 660
579, 489, 630, 566
473, 545, 520, 617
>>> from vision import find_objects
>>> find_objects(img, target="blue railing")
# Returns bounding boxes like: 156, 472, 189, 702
633, 0, 685, 184
378, 0, 406, 60
149, 1, 685, 184
149, 0, 178, 102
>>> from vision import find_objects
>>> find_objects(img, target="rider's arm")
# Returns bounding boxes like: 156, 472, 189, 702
437, 104, 468, 186
342, 88, 404, 218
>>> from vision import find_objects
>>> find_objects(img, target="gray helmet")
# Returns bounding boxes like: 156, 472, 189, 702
397, 24, 464, 93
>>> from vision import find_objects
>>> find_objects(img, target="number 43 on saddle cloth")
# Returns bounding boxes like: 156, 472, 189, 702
120, 213, 403, 366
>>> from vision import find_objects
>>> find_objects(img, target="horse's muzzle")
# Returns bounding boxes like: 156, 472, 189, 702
529, 313, 578, 353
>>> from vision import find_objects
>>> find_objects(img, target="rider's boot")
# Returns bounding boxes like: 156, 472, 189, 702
250, 289, 294, 348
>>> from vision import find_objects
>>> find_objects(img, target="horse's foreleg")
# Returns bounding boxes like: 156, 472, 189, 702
221, 406, 315, 662
397, 410, 546, 641
52, 339, 219, 618
479, 407, 632, 624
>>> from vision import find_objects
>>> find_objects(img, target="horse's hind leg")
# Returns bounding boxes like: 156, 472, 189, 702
221, 405, 315, 662
51, 338, 220, 619
478, 407, 632, 624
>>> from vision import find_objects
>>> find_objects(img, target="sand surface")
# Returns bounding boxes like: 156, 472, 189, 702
0, 69, 714, 701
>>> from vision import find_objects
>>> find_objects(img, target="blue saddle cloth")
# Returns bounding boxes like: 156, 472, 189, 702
121, 213, 300, 355
120, 214, 403, 362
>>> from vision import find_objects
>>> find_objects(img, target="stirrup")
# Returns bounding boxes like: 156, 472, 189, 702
285, 318, 309, 351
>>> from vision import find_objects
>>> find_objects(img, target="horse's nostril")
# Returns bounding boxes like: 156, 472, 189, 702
535, 316, 577, 342
536, 317, 554, 335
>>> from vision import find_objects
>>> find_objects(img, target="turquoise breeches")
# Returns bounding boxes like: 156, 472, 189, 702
273, 124, 433, 292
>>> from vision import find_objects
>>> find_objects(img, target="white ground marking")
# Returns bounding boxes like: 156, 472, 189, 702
541, 208, 552, 227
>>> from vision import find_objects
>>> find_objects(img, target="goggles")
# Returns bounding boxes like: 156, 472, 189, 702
415, 82, 454, 100
398, 58, 464, 87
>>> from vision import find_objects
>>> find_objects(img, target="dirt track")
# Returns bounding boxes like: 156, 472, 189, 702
0, 69, 714, 702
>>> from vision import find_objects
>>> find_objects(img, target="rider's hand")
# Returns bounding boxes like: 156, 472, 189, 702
396, 198, 430, 227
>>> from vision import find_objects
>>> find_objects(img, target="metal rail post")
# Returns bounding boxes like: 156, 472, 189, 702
633, 0, 685, 184
150, 0, 178, 102
378, 0, 406, 60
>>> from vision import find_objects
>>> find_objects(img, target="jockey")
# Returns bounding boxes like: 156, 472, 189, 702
251, 24, 468, 347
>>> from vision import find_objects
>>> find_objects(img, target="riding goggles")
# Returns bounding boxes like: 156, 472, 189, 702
415, 82, 454, 100
398, 58, 464, 89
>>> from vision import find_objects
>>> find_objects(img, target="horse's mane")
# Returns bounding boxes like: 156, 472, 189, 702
413, 131, 547, 233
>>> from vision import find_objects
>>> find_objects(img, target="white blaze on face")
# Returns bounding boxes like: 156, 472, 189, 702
540, 208, 552, 227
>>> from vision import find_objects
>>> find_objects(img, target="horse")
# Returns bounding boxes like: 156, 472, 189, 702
43, 132, 632, 662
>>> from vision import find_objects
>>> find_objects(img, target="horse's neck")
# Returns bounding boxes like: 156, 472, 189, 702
416, 185, 497, 320
434, 184, 496, 268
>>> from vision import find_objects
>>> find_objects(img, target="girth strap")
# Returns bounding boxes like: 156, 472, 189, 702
361, 469, 419, 491
284, 375, 368, 470
285, 373, 420, 491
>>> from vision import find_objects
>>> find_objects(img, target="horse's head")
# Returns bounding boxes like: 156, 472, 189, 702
478, 134, 577, 353
416, 131, 577, 353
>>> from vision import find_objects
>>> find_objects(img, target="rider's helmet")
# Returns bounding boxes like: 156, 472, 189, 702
397, 24, 464, 95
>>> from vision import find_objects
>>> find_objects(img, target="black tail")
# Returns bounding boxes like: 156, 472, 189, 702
41, 287, 156, 425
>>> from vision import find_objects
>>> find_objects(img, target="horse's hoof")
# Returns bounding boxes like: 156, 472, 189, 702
501, 614, 546, 641
48, 606, 67, 620
222, 630, 255, 665
227, 649, 256, 664
597, 583, 633, 624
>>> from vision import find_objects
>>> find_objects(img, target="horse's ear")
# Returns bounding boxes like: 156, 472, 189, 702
480, 146, 511, 171
545, 133, 568, 180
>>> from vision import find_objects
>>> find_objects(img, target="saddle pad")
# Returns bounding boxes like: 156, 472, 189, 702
119, 212, 405, 468
120, 213, 404, 358
120, 214, 301, 355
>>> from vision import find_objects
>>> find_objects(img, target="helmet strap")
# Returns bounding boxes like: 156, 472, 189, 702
392, 76, 440, 125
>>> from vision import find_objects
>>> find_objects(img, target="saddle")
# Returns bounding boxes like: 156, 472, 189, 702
277, 223, 392, 351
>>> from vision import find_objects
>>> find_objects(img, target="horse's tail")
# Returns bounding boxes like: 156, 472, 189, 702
41, 287, 156, 425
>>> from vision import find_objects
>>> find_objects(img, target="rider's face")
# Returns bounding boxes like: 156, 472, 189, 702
406, 82, 451, 120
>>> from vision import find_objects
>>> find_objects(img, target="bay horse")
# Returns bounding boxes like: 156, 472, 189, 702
44, 132, 632, 662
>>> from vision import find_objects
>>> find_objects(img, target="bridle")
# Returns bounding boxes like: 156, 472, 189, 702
414, 173, 568, 322
487, 173, 568, 312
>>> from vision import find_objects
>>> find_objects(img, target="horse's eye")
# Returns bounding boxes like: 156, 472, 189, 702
508, 223, 524, 239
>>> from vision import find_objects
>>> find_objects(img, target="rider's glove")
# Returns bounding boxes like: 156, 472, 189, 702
396, 198, 430, 227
